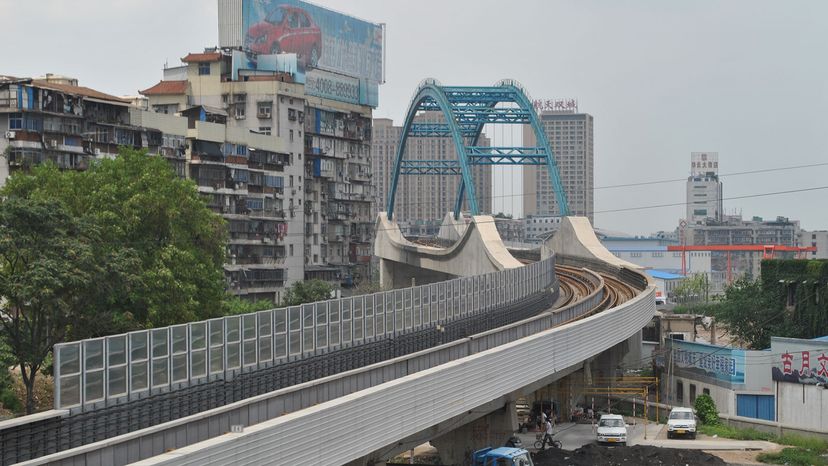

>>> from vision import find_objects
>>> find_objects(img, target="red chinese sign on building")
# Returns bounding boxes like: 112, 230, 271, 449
773, 345, 828, 385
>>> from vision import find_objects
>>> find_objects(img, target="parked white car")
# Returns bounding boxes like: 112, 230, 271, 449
596, 414, 628, 445
666, 407, 697, 439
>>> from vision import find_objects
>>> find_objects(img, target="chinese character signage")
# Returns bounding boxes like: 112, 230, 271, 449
241, 0, 384, 85
771, 337, 828, 385
690, 152, 719, 176
670, 339, 746, 384
532, 98, 578, 113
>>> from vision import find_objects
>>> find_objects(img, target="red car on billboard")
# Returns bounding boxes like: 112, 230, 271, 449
247, 4, 322, 67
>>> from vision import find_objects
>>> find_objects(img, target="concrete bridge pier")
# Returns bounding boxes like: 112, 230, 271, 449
431, 402, 518, 466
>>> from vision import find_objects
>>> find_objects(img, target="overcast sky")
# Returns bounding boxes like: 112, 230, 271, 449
2, 0, 826, 235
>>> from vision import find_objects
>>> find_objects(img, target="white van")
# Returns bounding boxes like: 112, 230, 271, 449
596, 414, 628, 445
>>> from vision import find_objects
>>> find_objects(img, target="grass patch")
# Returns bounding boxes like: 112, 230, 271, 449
757, 447, 827, 466
699, 424, 828, 466
698, 423, 776, 441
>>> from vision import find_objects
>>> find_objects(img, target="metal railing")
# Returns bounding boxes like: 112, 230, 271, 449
53, 257, 556, 411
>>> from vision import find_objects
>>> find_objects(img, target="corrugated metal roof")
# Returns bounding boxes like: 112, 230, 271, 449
647, 270, 686, 280
31, 80, 130, 103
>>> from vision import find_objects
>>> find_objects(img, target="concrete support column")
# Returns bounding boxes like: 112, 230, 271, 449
432, 404, 517, 466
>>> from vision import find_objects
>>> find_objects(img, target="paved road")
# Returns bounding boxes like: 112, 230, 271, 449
515, 420, 778, 453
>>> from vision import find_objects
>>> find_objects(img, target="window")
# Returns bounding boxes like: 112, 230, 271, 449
9, 113, 22, 130
703, 388, 710, 396
198, 63, 211, 76
257, 102, 272, 119
289, 129, 294, 142
676, 381, 684, 402
690, 384, 697, 403
258, 126, 271, 135
630, 252, 642, 258
235, 105, 246, 119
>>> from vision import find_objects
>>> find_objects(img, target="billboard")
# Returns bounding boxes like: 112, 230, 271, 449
771, 337, 828, 386
242, 0, 384, 84
671, 339, 746, 384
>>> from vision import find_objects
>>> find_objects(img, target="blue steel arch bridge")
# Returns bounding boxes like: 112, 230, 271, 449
386, 78, 570, 220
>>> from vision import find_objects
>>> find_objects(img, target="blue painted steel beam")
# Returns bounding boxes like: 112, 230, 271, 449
400, 160, 461, 175
387, 80, 570, 220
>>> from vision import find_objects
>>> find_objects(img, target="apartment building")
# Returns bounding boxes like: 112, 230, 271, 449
523, 109, 594, 223
371, 115, 492, 234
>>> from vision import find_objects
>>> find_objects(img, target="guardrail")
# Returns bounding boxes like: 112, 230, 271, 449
124, 263, 656, 466
53, 257, 556, 412
26, 257, 651, 466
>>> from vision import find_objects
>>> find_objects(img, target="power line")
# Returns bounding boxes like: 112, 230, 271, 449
381, 160, 828, 211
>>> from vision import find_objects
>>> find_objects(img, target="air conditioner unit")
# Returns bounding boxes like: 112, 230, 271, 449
50, 139, 59, 148
4, 131, 15, 139
93, 148, 101, 156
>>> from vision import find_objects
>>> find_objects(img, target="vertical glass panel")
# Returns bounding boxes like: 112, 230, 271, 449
413, 287, 421, 326
130, 332, 148, 360
172, 354, 188, 382
438, 282, 446, 321
274, 334, 287, 359
258, 337, 272, 362
152, 359, 169, 387
341, 298, 352, 343
227, 342, 241, 369
274, 309, 287, 334
394, 290, 403, 331
422, 286, 431, 324
353, 297, 363, 341
107, 337, 126, 366
171, 326, 187, 354
226, 316, 241, 343
190, 323, 207, 350
207, 319, 224, 346
152, 329, 168, 358
131, 361, 148, 391
329, 322, 340, 346
85, 371, 104, 402
302, 304, 314, 328
364, 295, 374, 339
404, 289, 412, 329
108, 366, 126, 396
84, 340, 104, 370
191, 350, 206, 378
315, 303, 328, 348
243, 314, 256, 340
210, 347, 224, 373
289, 332, 301, 354
59, 375, 81, 407
373, 293, 384, 336
258, 311, 273, 362
243, 341, 257, 365
385, 291, 394, 335
303, 328, 314, 352
289, 306, 301, 331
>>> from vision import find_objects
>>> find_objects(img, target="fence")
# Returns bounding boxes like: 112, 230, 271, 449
53, 257, 556, 411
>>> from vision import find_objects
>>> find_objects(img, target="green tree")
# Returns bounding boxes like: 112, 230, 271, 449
283, 280, 335, 306
2, 149, 227, 329
673, 273, 711, 304
222, 296, 275, 315
0, 198, 111, 413
710, 277, 780, 349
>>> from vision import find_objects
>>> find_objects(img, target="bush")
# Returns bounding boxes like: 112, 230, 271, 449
758, 447, 827, 466
693, 393, 719, 425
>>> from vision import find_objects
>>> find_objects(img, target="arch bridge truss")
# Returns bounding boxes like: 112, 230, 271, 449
386, 79, 570, 220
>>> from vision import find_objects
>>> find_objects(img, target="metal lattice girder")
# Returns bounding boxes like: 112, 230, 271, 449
387, 79, 571, 220
466, 147, 550, 165
409, 123, 478, 138
400, 160, 462, 175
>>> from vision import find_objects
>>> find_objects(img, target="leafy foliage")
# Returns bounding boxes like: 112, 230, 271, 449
0, 149, 228, 412
707, 259, 828, 349
283, 280, 335, 306
693, 393, 719, 425
222, 296, 276, 315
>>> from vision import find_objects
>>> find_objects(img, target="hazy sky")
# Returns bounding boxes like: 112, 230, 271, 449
2, 0, 826, 235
